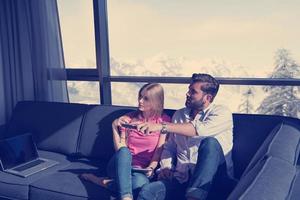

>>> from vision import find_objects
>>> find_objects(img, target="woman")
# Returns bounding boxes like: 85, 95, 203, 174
81, 83, 171, 200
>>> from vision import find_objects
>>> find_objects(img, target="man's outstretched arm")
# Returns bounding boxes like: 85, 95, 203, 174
134, 105, 232, 137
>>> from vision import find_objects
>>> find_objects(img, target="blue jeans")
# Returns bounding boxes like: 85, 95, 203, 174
138, 137, 235, 200
106, 147, 150, 199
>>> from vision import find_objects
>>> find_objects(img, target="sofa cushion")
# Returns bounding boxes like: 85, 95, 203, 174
242, 122, 300, 177
6, 101, 89, 155
77, 105, 134, 160
0, 150, 70, 200
228, 156, 296, 200
288, 168, 300, 200
29, 160, 110, 200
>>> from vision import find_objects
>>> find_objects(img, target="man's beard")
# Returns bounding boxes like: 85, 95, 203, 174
185, 97, 205, 111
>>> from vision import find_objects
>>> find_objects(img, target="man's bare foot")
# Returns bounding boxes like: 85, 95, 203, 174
81, 173, 113, 188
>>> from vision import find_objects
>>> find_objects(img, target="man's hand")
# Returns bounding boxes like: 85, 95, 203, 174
131, 122, 162, 135
158, 168, 173, 180
145, 167, 154, 178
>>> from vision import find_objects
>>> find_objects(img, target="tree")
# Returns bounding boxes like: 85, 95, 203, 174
239, 87, 255, 114
257, 49, 300, 117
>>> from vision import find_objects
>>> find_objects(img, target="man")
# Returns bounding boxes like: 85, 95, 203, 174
135, 73, 234, 200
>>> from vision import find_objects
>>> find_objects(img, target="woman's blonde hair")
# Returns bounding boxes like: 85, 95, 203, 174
138, 83, 164, 117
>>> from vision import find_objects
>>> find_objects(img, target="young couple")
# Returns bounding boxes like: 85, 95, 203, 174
81, 73, 235, 200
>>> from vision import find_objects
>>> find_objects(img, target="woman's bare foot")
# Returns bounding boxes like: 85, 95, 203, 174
81, 173, 113, 188
122, 197, 133, 200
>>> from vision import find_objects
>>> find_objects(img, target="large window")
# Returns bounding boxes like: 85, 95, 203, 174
58, 0, 100, 104
57, 0, 96, 68
108, 0, 300, 78
57, 0, 300, 119
107, 0, 300, 118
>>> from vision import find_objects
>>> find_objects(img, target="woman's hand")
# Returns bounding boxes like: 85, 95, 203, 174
113, 116, 131, 128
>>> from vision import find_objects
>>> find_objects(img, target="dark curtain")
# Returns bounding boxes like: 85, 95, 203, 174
0, 0, 69, 125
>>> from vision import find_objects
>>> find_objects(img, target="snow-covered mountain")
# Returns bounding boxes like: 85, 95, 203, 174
109, 54, 264, 112
68, 54, 266, 113
110, 54, 252, 78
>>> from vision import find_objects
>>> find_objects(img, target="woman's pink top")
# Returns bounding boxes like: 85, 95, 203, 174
121, 112, 171, 168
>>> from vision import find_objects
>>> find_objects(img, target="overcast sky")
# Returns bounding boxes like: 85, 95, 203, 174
58, 0, 300, 76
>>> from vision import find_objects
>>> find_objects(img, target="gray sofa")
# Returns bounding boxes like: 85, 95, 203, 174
0, 101, 300, 200
228, 121, 300, 199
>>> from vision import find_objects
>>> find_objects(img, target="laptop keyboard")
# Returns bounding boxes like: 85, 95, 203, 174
13, 159, 45, 172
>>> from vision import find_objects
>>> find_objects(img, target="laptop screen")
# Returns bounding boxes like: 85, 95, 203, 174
0, 134, 38, 170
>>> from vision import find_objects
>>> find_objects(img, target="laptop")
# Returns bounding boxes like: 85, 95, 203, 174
0, 133, 58, 177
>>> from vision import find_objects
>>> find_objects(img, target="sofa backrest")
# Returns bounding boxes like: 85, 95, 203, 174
232, 113, 300, 179
5, 101, 89, 156
5, 101, 300, 180
3, 101, 175, 161
229, 120, 300, 199
76, 106, 175, 161
242, 122, 300, 176
77, 105, 135, 161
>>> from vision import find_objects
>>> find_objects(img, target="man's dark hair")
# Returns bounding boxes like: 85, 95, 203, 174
191, 73, 219, 102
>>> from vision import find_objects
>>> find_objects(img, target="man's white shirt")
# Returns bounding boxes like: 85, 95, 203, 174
160, 104, 233, 183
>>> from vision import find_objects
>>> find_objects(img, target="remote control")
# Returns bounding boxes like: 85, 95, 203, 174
132, 167, 152, 173
121, 123, 137, 129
